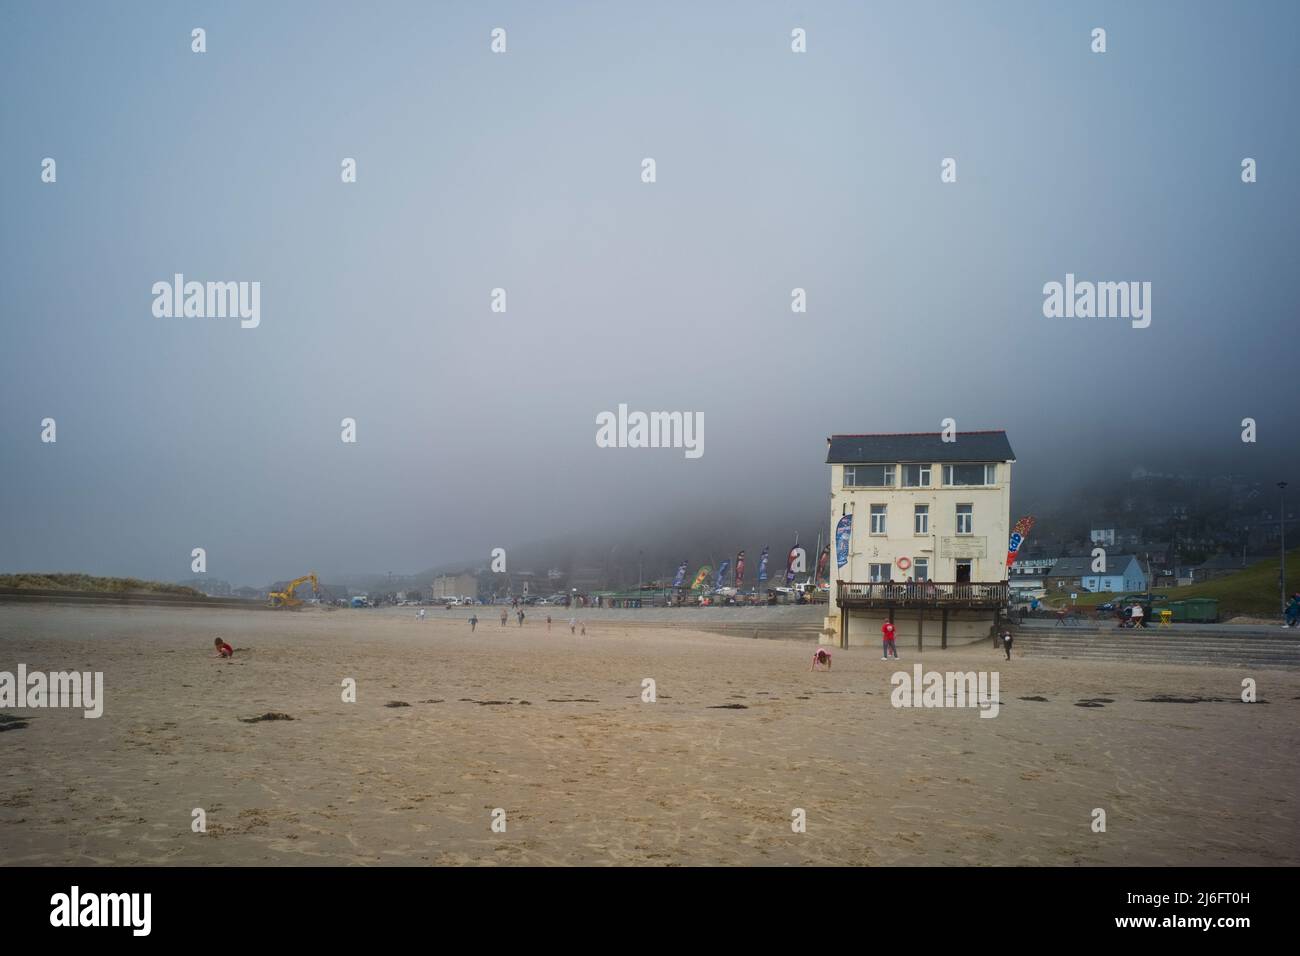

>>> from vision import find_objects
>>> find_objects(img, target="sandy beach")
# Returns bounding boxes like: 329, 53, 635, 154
1, 603, 1297, 866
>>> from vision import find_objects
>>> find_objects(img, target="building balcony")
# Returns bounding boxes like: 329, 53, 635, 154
836, 580, 1009, 610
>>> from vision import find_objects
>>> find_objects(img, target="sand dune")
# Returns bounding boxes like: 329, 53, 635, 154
1, 604, 1296, 865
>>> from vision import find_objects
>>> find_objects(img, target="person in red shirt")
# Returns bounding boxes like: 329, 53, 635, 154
213, 637, 234, 659
881, 620, 899, 660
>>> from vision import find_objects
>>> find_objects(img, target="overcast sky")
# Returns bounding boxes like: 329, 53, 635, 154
2, 1, 1296, 585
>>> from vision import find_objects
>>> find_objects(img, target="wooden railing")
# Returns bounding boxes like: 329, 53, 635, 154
836, 580, 1009, 608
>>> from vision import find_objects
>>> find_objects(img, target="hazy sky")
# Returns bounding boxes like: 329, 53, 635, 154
2, 1, 1297, 585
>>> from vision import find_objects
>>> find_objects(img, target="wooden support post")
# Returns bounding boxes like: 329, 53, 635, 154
840, 605, 847, 650
917, 609, 923, 653
941, 608, 949, 649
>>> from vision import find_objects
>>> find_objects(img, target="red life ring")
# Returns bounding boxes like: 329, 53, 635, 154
897, 557, 912, 570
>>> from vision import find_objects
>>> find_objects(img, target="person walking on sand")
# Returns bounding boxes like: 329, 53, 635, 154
546, 614, 552, 632
469, 613, 478, 632
500, 608, 508, 627
1284, 593, 1300, 628
1000, 627, 1013, 661
517, 609, 525, 627
881, 619, 899, 660
569, 617, 576, 635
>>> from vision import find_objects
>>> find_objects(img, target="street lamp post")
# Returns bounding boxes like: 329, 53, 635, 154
1280, 482, 1289, 616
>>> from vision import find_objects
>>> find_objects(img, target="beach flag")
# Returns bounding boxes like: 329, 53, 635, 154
690, 565, 712, 591
672, 560, 688, 588
715, 560, 730, 589
757, 546, 769, 582
1006, 515, 1037, 568
785, 542, 804, 583
816, 545, 830, 585
735, 550, 746, 587
835, 514, 852, 569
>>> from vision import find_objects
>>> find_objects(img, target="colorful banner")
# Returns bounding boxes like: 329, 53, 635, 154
757, 546, 769, 583
672, 560, 688, 589
714, 560, 730, 589
816, 545, 830, 586
735, 550, 746, 587
1006, 515, 1037, 567
690, 565, 712, 591
835, 514, 852, 568
785, 544, 799, 583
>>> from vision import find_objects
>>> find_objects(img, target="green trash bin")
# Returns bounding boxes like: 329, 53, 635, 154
1182, 598, 1219, 623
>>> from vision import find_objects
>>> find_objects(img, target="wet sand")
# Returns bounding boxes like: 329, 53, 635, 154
1, 604, 1297, 865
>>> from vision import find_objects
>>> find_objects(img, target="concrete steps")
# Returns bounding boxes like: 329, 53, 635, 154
1017, 627, 1300, 669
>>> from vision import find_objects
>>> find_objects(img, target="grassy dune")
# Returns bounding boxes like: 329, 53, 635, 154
0, 573, 205, 597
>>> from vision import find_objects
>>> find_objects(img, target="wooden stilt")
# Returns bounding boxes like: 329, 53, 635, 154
941, 608, 949, 650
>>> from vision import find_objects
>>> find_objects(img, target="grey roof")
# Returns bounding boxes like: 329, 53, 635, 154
826, 430, 1015, 465
1046, 554, 1141, 577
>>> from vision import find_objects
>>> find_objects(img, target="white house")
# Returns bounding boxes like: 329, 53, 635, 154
825, 430, 1016, 649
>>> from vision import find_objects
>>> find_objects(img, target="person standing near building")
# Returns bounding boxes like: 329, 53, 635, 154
1000, 627, 1013, 661
881, 619, 898, 660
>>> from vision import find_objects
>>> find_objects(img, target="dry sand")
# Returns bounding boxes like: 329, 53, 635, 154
1, 603, 1297, 866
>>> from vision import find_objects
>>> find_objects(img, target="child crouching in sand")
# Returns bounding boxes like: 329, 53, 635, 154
810, 647, 832, 671
213, 638, 234, 659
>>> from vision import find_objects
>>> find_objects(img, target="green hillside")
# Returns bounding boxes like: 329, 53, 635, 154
1167, 550, 1296, 616
0, 573, 205, 597
1046, 550, 1297, 617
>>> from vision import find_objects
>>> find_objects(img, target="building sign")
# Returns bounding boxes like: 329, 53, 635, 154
939, 536, 987, 559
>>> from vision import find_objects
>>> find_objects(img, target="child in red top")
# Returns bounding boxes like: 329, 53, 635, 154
881, 621, 898, 660
213, 638, 234, 658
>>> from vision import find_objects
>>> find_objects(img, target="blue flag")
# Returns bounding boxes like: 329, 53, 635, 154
672, 560, 688, 588
715, 560, 730, 589
835, 514, 852, 569
757, 546, 769, 582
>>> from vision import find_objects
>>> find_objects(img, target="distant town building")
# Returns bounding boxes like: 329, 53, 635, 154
1046, 554, 1148, 593
431, 573, 478, 601
825, 430, 1016, 648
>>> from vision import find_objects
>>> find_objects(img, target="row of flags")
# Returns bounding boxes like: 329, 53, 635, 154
671, 542, 833, 591
665, 514, 1037, 591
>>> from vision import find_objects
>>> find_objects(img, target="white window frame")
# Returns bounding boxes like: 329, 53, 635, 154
914, 504, 929, 535
868, 563, 892, 583
956, 503, 973, 535
903, 463, 931, 487
870, 504, 887, 535
913, 557, 929, 582
943, 463, 995, 487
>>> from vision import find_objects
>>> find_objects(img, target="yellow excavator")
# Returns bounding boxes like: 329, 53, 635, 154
268, 573, 320, 608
